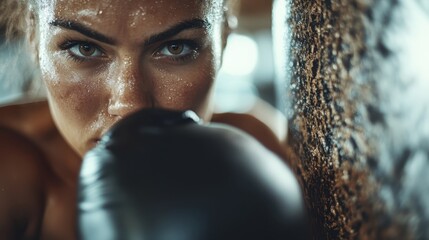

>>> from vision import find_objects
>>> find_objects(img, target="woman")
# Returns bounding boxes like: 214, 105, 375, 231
0, 0, 287, 239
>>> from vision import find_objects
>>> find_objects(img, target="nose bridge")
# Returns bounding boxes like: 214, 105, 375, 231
108, 55, 151, 117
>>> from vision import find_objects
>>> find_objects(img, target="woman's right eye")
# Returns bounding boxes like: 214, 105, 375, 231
60, 41, 104, 61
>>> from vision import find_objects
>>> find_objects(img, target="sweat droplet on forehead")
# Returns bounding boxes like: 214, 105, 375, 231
128, 6, 149, 28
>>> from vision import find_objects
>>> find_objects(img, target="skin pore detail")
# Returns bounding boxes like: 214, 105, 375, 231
33, 0, 228, 156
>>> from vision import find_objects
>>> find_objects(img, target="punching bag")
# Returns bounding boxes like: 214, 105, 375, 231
273, 0, 429, 239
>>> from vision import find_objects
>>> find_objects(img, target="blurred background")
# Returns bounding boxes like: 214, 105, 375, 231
215, 0, 277, 113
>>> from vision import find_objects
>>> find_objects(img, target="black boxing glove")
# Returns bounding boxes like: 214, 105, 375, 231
78, 109, 310, 240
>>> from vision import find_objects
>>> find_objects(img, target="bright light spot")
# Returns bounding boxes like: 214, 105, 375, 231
220, 34, 259, 76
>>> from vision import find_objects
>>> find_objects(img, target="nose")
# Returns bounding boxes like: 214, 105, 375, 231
108, 58, 152, 118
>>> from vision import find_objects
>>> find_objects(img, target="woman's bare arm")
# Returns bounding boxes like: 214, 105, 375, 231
0, 127, 47, 239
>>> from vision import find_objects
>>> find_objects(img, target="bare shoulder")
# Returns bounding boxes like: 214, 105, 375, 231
0, 126, 47, 239
0, 101, 53, 137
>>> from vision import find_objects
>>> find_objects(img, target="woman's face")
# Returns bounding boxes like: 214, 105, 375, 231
35, 0, 226, 156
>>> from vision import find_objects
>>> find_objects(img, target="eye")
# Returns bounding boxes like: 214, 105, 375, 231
166, 43, 185, 55
59, 40, 105, 61
158, 41, 197, 57
68, 42, 103, 58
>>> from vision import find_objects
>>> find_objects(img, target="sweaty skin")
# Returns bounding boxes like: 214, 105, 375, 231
0, 0, 288, 239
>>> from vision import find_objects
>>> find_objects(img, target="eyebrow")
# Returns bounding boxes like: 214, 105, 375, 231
49, 18, 210, 46
144, 19, 210, 46
50, 19, 116, 44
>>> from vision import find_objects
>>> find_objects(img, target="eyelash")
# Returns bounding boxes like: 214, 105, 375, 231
58, 39, 201, 64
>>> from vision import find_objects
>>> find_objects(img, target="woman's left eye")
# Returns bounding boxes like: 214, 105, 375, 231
157, 41, 198, 58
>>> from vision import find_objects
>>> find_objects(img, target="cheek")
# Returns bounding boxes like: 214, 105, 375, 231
151, 56, 216, 117
41, 54, 108, 153
46, 76, 102, 124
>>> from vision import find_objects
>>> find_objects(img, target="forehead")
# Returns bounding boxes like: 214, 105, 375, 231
37, 0, 223, 23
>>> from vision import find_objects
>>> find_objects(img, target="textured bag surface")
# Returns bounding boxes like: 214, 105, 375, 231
273, 0, 429, 239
